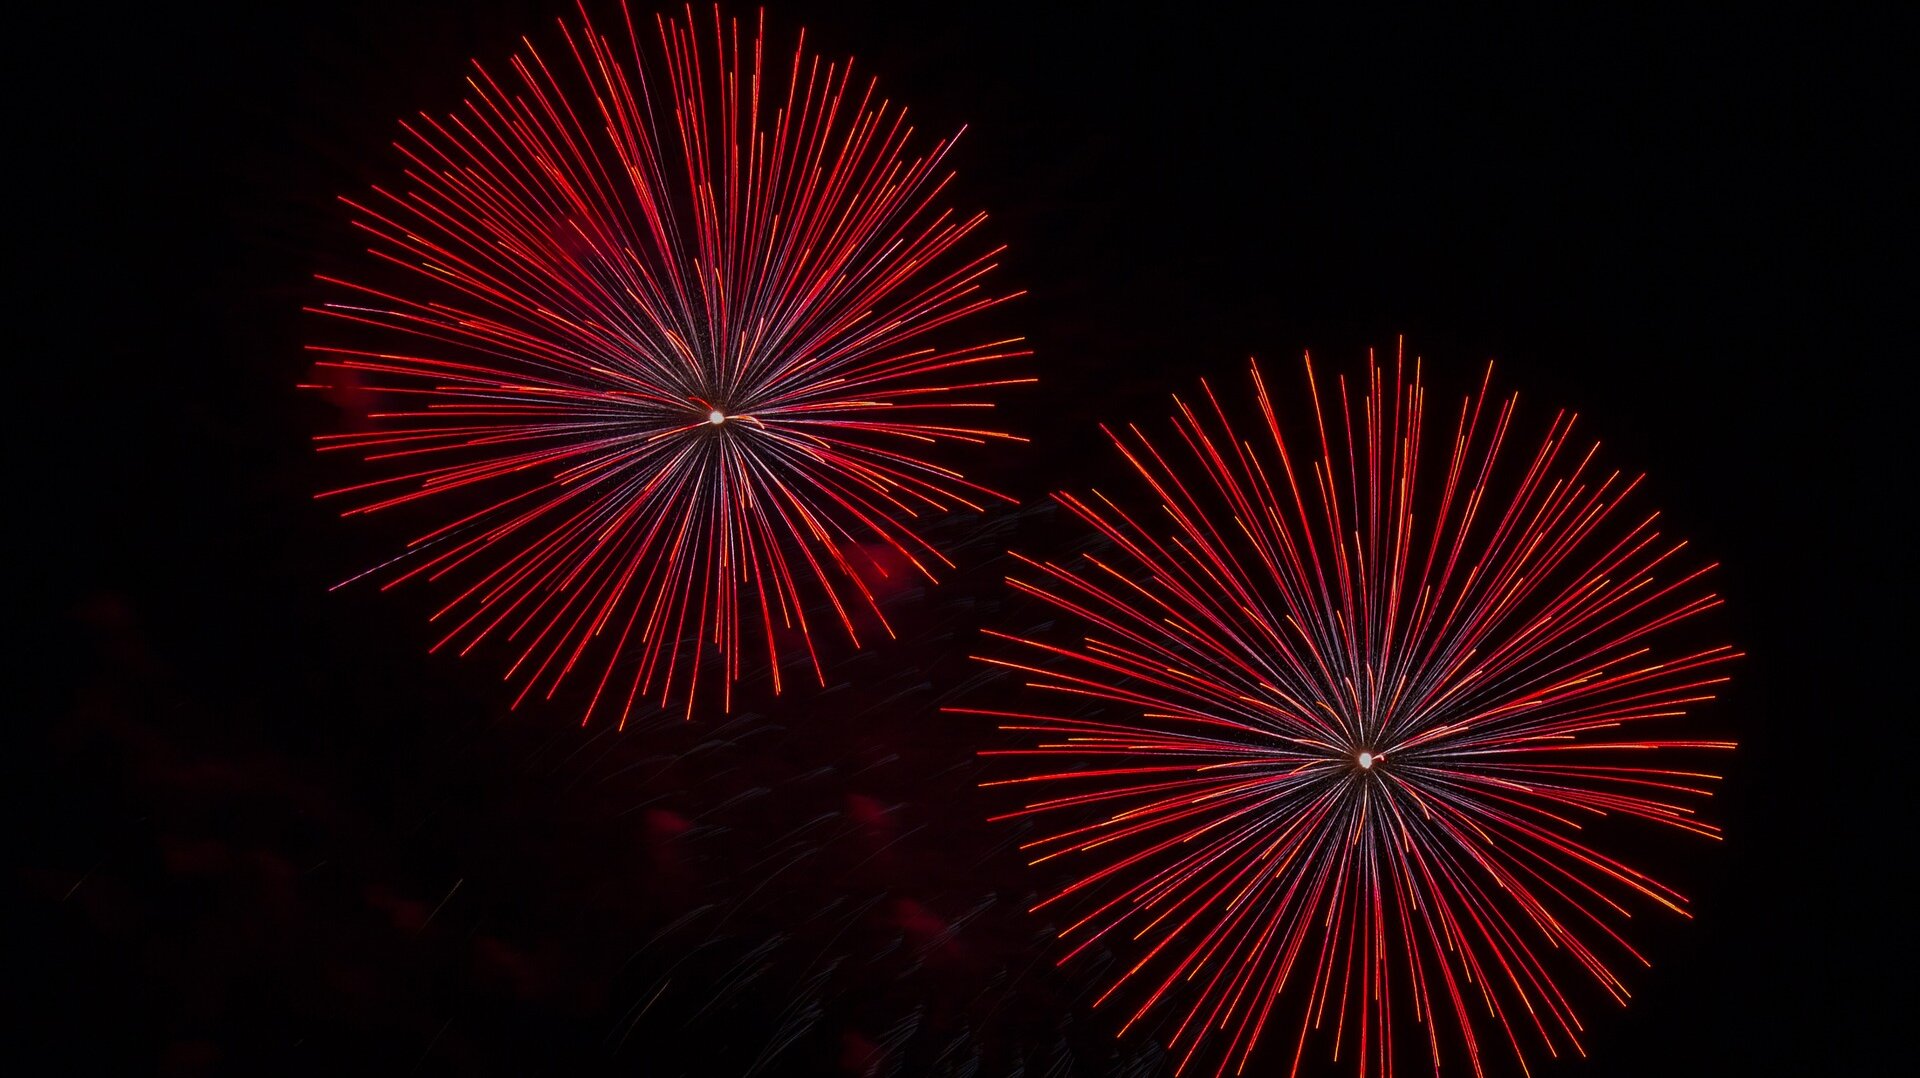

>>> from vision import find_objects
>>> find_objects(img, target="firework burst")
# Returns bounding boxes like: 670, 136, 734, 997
305, 3, 1028, 722
959, 346, 1736, 1077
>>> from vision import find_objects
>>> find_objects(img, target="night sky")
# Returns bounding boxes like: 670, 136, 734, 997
20, 3, 1905, 1075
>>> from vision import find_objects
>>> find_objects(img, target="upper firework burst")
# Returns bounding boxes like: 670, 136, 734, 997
961, 346, 1736, 1077
307, 4, 1029, 722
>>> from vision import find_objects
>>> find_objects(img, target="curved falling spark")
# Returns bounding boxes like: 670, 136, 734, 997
307, 3, 1028, 722
960, 346, 1736, 1077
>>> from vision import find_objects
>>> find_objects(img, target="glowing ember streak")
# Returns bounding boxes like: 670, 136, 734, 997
959, 344, 1737, 1077
307, 4, 1029, 722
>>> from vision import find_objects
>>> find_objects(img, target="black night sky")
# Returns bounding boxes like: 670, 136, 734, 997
20, 3, 1906, 1075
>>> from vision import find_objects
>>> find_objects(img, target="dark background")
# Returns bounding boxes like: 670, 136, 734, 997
18, 2, 1907, 1075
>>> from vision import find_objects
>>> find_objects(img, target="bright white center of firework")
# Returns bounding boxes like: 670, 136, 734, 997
1357, 751, 1374, 770
708, 410, 727, 425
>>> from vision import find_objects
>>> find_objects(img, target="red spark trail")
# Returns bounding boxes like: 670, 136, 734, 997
959, 344, 1736, 1077
307, 4, 1029, 722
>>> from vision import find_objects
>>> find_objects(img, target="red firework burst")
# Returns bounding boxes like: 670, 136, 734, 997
958, 346, 1736, 1077
305, 4, 1028, 722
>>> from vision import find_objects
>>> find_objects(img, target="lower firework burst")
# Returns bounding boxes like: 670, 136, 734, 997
305, 4, 1027, 722
959, 346, 1737, 1077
